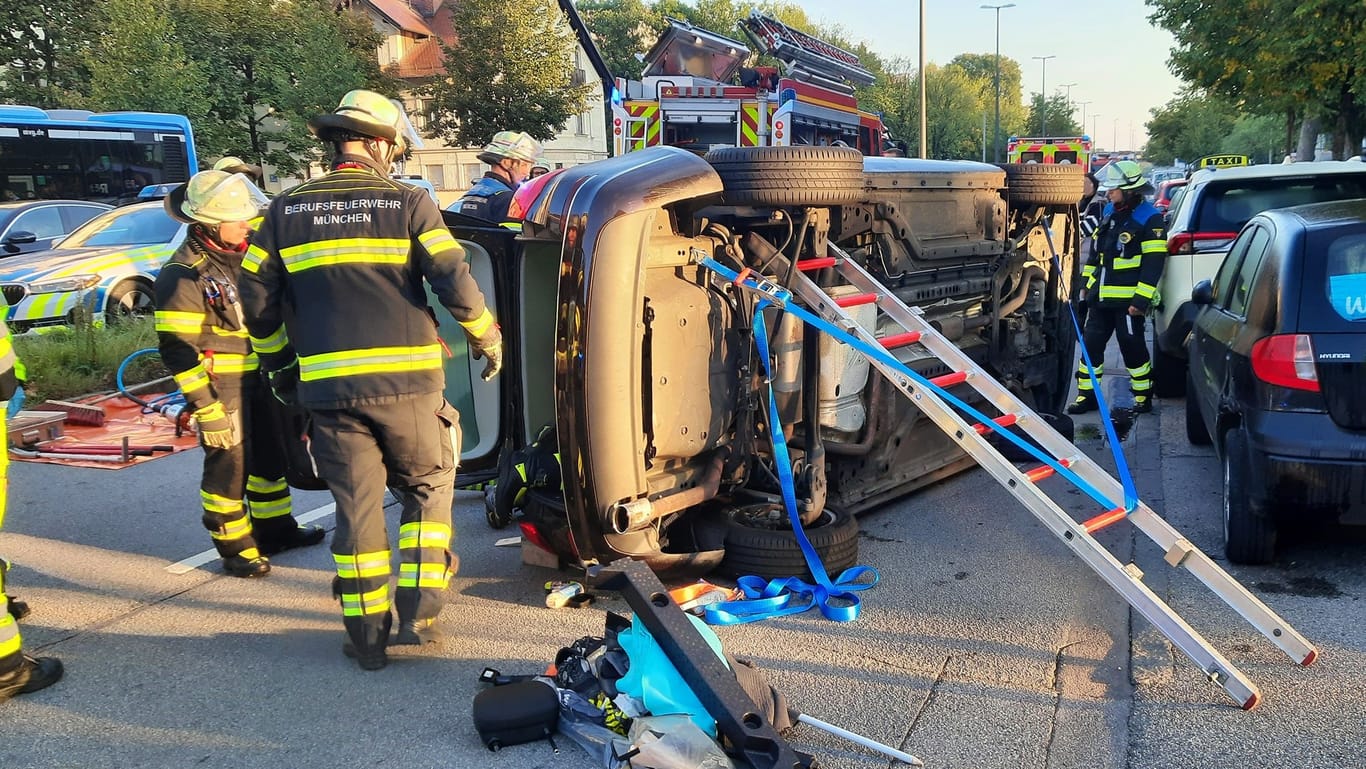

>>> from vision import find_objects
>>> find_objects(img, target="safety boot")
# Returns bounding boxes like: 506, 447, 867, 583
1066, 394, 1098, 415
222, 553, 271, 578
341, 612, 392, 671
393, 617, 445, 647
0, 655, 63, 703
256, 525, 327, 557
6, 595, 30, 621
1131, 396, 1153, 414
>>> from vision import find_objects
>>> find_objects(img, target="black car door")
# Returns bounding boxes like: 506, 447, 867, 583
1191, 227, 1252, 434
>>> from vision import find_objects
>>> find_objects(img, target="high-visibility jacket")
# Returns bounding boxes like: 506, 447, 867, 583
153, 229, 258, 413
240, 154, 492, 410
0, 296, 18, 533
1083, 200, 1166, 312
454, 172, 515, 223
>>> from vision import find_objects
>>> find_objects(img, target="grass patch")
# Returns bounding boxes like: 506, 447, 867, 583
12, 317, 169, 403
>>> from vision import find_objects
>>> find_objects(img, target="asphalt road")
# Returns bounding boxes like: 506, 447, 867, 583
0, 372, 1361, 768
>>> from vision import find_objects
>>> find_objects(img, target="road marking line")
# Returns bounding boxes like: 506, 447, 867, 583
165, 502, 337, 575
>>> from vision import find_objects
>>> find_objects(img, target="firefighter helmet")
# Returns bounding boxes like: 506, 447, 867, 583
308, 90, 422, 155
477, 131, 543, 165
1097, 160, 1151, 193
212, 156, 263, 183
165, 170, 268, 225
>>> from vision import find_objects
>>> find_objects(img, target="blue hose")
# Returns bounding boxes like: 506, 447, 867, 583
117, 347, 184, 413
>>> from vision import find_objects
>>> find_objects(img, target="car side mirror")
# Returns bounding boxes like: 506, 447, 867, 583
1191, 279, 1214, 306
3, 230, 37, 245
1163, 211, 1174, 228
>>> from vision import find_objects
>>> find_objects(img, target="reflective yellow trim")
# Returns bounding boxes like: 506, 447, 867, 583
1134, 283, 1157, 299
1098, 286, 1135, 300
397, 522, 452, 550
207, 352, 259, 374
247, 497, 292, 520
1076, 362, 1103, 376
174, 365, 212, 394
1076, 378, 1096, 392
250, 324, 289, 355
243, 244, 271, 274
247, 476, 288, 494
459, 307, 495, 338
195, 401, 227, 422
0, 618, 21, 659
334, 551, 391, 579
209, 327, 249, 339
417, 228, 460, 256
1141, 240, 1166, 254
209, 513, 253, 541
397, 563, 452, 589
201, 490, 242, 514
155, 310, 205, 334
278, 237, 410, 273
1129, 361, 1152, 378
1111, 255, 1143, 270
298, 344, 443, 382
1081, 264, 1096, 277
339, 584, 391, 616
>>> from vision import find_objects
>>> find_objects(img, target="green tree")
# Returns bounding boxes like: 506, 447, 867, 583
423, 0, 592, 148
0, 0, 96, 106
577, 0, 661, 80
85, 0, 209, 119
1143, 91, 1239, 166
952, 53, 1026, 159
1025, 93, 1082, 138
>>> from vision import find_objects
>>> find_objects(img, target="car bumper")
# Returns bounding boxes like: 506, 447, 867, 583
1245, 410, 1366, 523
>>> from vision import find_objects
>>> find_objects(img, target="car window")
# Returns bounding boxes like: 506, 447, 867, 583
62, 206, 180, 248
1324, 232, 1366, 321
60, 205, 108, 232
1212, 228, 1254, 305
1194, 176, 1366, 234
8, 207, 64, 240
1225, 226, 1271, 316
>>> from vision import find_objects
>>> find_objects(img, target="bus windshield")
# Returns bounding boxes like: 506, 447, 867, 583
0, 106, 197, 206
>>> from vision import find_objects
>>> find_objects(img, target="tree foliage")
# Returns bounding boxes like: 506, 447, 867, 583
1144, 91, 1285, 165
0, 0, 96, 107
86, 0, 209, 119
423, 0, 592, 148
1025, 93, 1082, 139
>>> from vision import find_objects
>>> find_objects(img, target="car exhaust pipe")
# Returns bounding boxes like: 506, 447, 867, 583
609, 452, 727, 534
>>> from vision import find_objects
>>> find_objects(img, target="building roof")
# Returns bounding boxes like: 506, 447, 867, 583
369, 0, 434, 37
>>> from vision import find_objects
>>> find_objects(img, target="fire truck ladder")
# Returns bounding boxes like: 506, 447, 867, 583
699, 244, 1317, 710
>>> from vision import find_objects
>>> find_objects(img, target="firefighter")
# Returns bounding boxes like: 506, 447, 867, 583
240, 90, 501, 671
528, 161, 551, 180
0, 302, 62, 702
212, 156, 265, 186
157, 170, 327, 578
453, 130, 543, 223
1068, 160, 1166, 415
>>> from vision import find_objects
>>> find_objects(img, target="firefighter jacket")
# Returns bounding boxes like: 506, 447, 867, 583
240, 154, 492, 410
1082, 199, 1166, 313
454, 172, 515, 223
154, 228, 258, 413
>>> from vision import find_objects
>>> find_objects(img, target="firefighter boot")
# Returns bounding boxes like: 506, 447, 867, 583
394, 617, 445, 647
1131, 395, 1153, 414
222, 553, 271, 578
256, 525, 327, 557
6, 595, 30, 621
0, 655, 63, 703
341, 612, 392, 671
1067, 393, 1099, 415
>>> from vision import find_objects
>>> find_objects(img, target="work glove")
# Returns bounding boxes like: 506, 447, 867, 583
468, 325, 503, 382
267, 361, 300, 406
1079, 212, 1101, 239
193, 401, 240, 450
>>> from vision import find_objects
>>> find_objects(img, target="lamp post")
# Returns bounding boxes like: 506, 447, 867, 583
1058, 82, 1077, 129
1113, 117, 1119, 152
981, 3, 1015, 162
1078, 100, 1092, 133
1092, 114, 1102, 147
919, 0, 927, 158
1032, 55, 1056, 135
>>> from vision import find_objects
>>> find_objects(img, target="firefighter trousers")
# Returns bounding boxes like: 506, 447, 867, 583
307, 392, 460, 651
1075, 305, 1153, 399
200, 381, 298, 559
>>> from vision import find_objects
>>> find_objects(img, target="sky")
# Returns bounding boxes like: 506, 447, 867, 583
787, 0, 1186, 150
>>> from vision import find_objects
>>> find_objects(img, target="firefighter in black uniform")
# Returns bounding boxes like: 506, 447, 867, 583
157, 170, 326, 578
1068, 160, 1167, 415
240, 90, 502, 670
453, 130, 543, 224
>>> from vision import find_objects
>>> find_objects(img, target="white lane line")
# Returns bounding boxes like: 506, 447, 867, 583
165, 502, 337, 575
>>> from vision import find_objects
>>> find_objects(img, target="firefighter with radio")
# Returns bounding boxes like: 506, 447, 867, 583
1068, 160, 1166, 415
453, 130, 543, 224
240, 90, 501, 671
157, 171, 326, 579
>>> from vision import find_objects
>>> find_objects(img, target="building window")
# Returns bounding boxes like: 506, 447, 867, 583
424, 164, 445, 189
463, 163, 482, 187
576, 111, 587, 136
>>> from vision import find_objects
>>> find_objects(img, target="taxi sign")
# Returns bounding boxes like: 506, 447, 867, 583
1197, 154, 1250, 169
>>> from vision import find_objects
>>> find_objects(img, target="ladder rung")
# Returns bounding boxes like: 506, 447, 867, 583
835, 292, 879, 308
1083, 507, 1129, 533
971, 413, 1019, 435
929, 371, 968, 388
880, 331, 922, 349
1023, 457, 1072, 482
796, 257, 837, 271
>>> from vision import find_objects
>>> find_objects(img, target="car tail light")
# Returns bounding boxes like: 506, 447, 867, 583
1251, 334, 1320, 392
519, 521, 557, 553
1168, 231, 1239, 255
507, 168, 561, 222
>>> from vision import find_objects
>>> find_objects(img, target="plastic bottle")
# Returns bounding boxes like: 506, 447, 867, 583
545, 581, 584, 609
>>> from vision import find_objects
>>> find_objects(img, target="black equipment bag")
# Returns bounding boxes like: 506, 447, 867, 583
471, 680, 560, 751
256, 373, 327, 491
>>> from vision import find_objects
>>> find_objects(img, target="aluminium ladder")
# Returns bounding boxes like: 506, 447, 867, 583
704, 244, 1317, 710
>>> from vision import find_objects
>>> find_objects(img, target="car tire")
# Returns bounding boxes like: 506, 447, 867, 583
1184, 371, 1211, 445
998, 163, 1085, 207
1222, 429, 1275, 564
106, 280, 154, 324
704, 146, 865, 207
718, 504, 859, 580
1151, 345, 1186, 398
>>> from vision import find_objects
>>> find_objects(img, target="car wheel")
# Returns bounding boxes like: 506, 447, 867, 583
718, 503, 859, 580
1184, 371, 1211, 445
998, 163, 1085, 207
1222, 429, 1275, 564
106, 280, 153, 324
1151, 344, 1186, 398
704, 146, 865, 207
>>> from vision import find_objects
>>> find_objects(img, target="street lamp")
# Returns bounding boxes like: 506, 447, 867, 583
1078, 100, 1092, 133
981, 3, 1015, 162
1091, 114, 1102, 147
1032, 55, 1056, 135
1058, 82, 1077, 128
1113, 117, 1119, 152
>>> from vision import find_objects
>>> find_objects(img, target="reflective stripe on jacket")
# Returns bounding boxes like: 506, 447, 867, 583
1082, 200, 1166, 312
240, 154, 488, 409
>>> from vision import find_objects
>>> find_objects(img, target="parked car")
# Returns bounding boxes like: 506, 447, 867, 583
0, 200, 112, 256
1153, 178, 1187, 214
1184, 200, 1366, 564
1153, 161, 1366, 396
436, 147, 1085, 574
0, 202, 184, 332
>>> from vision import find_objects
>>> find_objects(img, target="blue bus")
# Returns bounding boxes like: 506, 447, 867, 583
0, 105, 198, 206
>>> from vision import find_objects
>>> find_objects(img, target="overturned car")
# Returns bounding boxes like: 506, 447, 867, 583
437, 146, 1084, 575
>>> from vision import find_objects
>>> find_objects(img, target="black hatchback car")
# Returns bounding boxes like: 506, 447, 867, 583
0, 199, 112, 256
1185, 200, 1366, 564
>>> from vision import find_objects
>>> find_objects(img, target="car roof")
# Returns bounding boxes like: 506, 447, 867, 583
0, 199, 112, 212
1259, 197, 1366, 228
1187, 161, 1366, 186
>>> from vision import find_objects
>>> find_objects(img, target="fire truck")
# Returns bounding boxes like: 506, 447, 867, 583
611, 11, 886, 157
1007, 135, 1093, 166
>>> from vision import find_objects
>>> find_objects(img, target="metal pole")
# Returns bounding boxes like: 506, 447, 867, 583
1079, 100, 1092, 133
1092, 114, 1101, 147
1032, 55, 1056, 135
919, 0, 927, 158
982, 112, 987, 162
982, 4, 1015, 163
